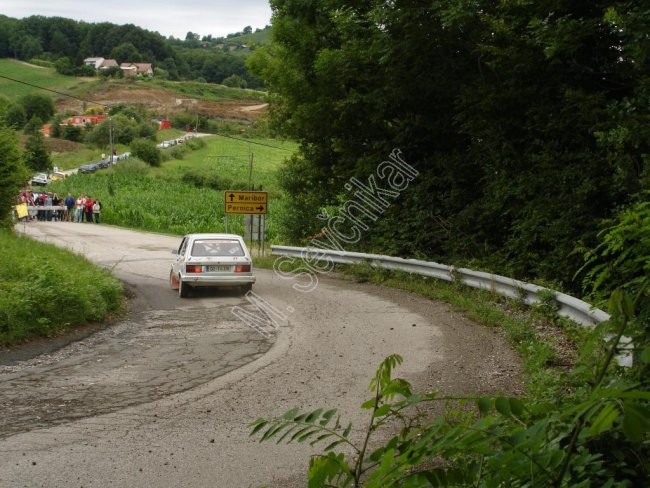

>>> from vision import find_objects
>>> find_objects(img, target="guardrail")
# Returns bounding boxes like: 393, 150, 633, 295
271, 245, 632, 366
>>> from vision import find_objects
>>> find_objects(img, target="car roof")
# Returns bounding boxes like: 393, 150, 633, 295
185, 233, 245, 241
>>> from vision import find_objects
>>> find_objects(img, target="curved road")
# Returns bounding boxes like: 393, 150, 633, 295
1, 222, 522, 487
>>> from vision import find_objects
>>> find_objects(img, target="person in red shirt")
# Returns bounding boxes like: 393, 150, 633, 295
84, 196, 95, 223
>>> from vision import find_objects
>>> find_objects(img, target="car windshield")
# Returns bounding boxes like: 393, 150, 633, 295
191, 239, 245, 257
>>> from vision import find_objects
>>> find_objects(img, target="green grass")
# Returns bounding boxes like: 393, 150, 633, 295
225, 27, 273, 46
0, 229, 124, 345
156, 128, 186, 141
0, 59, 89, 101
154, 134, 296, 195
46, 135, 297, 239
50, 144, 130, 170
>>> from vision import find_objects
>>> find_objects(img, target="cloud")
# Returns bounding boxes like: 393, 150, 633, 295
1, 0, 272, 38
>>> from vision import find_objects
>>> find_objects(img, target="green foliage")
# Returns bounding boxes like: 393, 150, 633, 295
222, 74, 248, 88
23, 115, 43, 135
252, 340, 649, 486
19, 93, 55, 122
255, 0, 649, 292
0, 230, 123, 345
578, 196, 650, 387
85, 115, 139, 148
3, 103, 26, 129
61, 123, 83, 142
130, 138, 161, 167
0, 128, 28, 226
23, 130, 51, 171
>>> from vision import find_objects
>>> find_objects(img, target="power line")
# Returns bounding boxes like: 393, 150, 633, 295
0, 73, 109, 108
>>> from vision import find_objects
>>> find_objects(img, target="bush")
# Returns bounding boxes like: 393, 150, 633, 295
0, 230, 123, 345
130, 138, 162, 167
184, 136, 206, 150
169, 145, 188, 160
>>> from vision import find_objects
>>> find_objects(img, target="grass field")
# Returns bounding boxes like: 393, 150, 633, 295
0, 59, 90, 101
46, 134, 297, 239
153, 134, 296, 195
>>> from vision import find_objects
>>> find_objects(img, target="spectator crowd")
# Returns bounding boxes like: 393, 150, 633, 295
18, 191, 102, 224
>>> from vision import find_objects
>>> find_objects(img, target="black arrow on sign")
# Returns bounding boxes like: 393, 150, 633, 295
229, 193, 235, 202
257, 205, 265, 211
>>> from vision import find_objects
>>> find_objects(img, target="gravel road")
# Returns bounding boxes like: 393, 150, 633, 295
0, 222, 522, 487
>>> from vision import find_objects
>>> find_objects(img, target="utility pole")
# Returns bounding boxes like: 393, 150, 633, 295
108, 117, 114, 163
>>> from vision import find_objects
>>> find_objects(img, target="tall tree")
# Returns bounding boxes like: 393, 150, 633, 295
0, 127, 28, 225
23, 131, 51, 172
251, 0, 649, 290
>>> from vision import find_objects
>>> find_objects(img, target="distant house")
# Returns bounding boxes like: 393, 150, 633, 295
99, 59, 118, 70
120, 62, 154, 77
83, 57, 105, 69
63, 115, 106, 127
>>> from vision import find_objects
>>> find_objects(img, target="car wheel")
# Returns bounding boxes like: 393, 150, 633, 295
179, 279, 190, 298
240, 283, 253, 294
169, 270, 179, 290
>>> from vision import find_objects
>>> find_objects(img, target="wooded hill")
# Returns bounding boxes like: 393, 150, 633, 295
0, 15, 270, 87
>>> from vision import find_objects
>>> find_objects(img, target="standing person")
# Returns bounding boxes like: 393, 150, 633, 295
84, 196, 94, 223
75, 194, 84, 222
45, 193, 53, 221
64, 193, 75, 221
92, 199, 102, 224
52, 193, 62, 221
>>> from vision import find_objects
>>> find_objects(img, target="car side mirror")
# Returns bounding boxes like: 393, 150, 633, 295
171, 249, 178, 255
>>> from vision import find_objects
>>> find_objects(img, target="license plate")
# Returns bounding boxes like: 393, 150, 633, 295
206, 265, 232, 272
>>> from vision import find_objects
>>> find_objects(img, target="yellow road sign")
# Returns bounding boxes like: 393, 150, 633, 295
224, 191, 268, 214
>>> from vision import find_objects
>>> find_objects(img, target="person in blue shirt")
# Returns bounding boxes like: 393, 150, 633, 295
64, 193, 75, 222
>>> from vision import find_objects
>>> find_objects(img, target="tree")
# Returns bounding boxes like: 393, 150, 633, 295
110, 42, 141, 63
19, 94, 54, 123
13, 34, 43, 60
23, 116, 43, 135
251, 0, 649, 291
23, 131, 51, 172
86, 115, 137, 147
222, 74, 247, 88
0, 127, 28, 226
54, 56, 75, 75
61, 124, 83, 142
130, 138, 161, 167
4, 103, 26, 129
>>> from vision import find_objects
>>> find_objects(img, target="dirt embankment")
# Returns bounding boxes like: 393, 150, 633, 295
55, 85, 268, 121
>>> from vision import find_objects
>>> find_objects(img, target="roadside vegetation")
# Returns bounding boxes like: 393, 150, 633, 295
46, 135, 295, 238
0, 231, 123, 345
0, 6, 647, 484
251, 200, 649, 486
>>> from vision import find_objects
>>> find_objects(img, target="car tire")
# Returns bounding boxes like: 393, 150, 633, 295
179, 279, 190, 298
240, 283, 253, 294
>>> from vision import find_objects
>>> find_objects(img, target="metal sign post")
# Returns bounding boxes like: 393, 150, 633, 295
225, 191, 268, 257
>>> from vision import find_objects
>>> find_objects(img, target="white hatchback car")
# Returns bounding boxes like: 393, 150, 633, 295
170, 233, 256, 297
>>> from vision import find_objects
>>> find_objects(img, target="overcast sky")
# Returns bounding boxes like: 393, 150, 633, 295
2, 0, 273, 39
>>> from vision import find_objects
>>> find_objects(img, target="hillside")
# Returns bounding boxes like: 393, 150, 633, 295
0, 15, 263, 87
0, 60, 267, 121
0, 59, 92, 99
